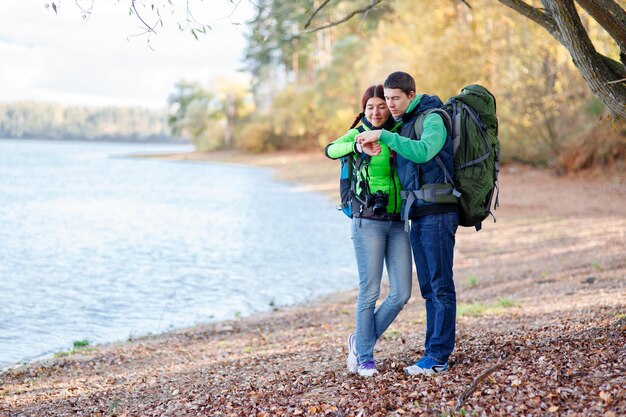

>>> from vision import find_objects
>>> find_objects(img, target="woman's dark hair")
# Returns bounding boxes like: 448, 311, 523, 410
349, 84, 386, 129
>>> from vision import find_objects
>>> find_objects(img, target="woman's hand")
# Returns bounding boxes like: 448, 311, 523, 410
361, 141, 382, 156
356, 130, 382, 156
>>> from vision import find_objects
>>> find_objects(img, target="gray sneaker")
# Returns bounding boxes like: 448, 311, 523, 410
346, 333, 357, 373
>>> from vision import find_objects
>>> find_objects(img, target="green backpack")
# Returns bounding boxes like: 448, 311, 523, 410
416, 85, 500, 231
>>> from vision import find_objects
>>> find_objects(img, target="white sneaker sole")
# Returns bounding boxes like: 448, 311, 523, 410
357, 369, 378, 377
404, 364, 448, 375
346, 333, 357, 373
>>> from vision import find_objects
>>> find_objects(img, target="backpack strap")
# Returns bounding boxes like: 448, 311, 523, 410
415, 108, 457, 186
414, 108, 452, 140
336, 125, 369, 217
399, 109, 460, 231
351, 129, 372, 226
400, 186, 459, 232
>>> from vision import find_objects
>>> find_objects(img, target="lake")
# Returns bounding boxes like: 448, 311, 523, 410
0, 139, 355, 368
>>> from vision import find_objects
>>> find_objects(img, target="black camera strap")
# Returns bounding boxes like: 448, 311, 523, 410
359, 154, 373, 196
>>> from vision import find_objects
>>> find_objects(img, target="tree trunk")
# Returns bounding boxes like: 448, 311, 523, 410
223, 93, 235, 149
542, 0, 626, 117
498, 0, 626, 118
575, 0, 626, 53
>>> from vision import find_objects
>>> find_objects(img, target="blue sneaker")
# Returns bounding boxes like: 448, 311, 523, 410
346, 333, 357, 373
357, 359, 378, 377
404, 356, 449, 375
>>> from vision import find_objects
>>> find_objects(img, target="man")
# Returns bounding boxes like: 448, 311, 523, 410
355, 71, 458, 375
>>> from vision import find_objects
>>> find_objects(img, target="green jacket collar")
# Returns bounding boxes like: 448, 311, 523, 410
405, 94, 423, 115
400, 94, 424, 123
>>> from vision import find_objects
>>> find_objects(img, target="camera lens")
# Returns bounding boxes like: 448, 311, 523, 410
372, 191, 388, 216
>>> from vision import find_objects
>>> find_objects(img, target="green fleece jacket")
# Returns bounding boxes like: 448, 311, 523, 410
379, 95, 447, 163
325, 121, 403, 215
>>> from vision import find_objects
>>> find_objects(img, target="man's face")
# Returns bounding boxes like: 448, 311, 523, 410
384, 88, 415, 118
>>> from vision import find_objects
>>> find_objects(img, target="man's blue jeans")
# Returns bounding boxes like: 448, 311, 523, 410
351, 218, 412, 363
410, 211, 458, 364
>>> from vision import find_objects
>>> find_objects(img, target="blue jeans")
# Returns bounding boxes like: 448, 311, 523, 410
351, 218, 412, 363
410, 211, 459, 363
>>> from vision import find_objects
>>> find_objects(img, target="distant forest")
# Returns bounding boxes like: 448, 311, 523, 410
0, 102, 183, 143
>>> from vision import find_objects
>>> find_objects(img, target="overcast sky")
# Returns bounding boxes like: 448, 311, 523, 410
0, 1, 252, 108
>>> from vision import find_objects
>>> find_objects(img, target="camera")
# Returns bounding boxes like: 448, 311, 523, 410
365, 190, 388, 216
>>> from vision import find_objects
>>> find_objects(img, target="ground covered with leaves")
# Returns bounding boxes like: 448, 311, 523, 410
1, 154, 624, 416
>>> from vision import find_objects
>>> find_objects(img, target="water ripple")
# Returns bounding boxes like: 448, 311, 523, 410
0, 140, 356, 368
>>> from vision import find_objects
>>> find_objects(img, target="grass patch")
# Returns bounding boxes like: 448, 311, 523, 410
73, 339, 89, 348
464, 275, 479, 288
497, 298, 519, 308
458, 298, 520, 317
54, 340, 94, 358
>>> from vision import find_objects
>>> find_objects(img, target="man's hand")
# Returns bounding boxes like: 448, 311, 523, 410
355, 130, 382, 145
355, 130, 382, 156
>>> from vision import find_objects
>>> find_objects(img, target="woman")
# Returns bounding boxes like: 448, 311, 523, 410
324, 85, 412, 377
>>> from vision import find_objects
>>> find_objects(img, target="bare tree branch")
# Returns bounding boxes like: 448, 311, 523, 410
359, 0, 377, 32
302, 0, 384, 34
497, 0, 559, 39
456, 355, 514, 411
131, 0, 159, 34
304, 0, 332, 29
73, 0, 94, 20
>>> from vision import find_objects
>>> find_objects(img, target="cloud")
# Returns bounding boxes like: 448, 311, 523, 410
0, 1, 252, 108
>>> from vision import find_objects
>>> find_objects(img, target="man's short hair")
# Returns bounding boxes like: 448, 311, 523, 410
384, 71, 416, 96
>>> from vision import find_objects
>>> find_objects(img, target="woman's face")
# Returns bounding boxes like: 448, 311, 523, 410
364, 97, 390, 128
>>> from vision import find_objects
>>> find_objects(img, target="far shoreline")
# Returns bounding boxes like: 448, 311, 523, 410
131, 149, 340, 199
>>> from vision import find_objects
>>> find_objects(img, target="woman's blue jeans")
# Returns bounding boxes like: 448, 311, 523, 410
351, 218, 412, 363
410, 211, 459, 364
